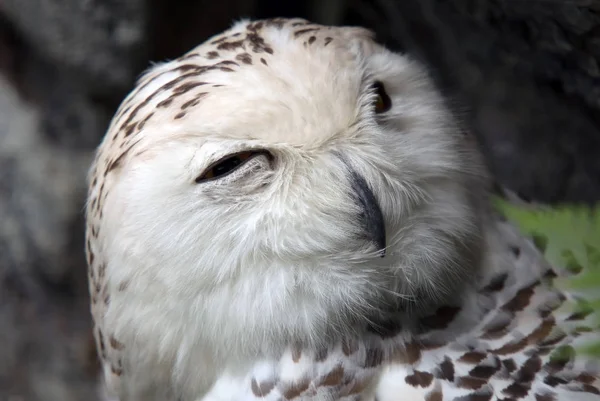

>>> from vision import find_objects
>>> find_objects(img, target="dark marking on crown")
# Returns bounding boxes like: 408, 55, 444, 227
109, 335, 125, 350
247, 21, 264, 31
206, 51, 219, 59
263, 18, 287, 29
105, 139, 142, 174
137, 112, 154, 130
236, 53, 253, 65
217, 39, 244, 51
247, 32, 274, 54
294, 28, 319, 38
324, 37, 333, 46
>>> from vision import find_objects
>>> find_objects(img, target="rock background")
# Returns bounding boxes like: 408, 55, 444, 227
0, 1, 598, 400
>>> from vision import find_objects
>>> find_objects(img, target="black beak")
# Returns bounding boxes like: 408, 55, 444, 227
349, 170, 386, 257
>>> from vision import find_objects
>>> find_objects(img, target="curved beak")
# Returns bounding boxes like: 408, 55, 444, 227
349, 169, 386, 257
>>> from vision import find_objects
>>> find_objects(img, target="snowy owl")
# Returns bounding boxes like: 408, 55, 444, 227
85, 18, 600, 401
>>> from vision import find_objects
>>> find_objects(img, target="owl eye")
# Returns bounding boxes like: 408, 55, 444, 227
195, 150, 270, 183
372, 81, 391, 113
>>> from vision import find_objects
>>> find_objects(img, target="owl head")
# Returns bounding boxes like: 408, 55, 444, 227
86, 18, 490, 390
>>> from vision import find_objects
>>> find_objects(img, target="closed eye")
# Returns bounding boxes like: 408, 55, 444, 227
195, 150, 272, 183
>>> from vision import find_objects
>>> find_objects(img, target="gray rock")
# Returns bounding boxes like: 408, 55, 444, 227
0, 75, 99, 401
0, 0, 147, 95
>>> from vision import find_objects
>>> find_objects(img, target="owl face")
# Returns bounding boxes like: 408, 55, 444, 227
88, 19, 489, 376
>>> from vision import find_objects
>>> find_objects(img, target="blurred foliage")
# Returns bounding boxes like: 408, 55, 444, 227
495, 198, 600, 357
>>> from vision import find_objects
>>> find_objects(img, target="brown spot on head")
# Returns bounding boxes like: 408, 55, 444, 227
217, 39, 244, 51
308, 36, 316, 45
124, 124, 136, 137
294, 28, 319, 38
211, 36, 227, 45
206, 51, 219, 59
236, 53, 253, 65
324, 37, 333, 46
137, 112, 154, 130
260, 58, 268, 66
405, 370, 434, 388
251, 378, 275, 397
109, 335, 125, 350
181, 98, 200, 110
264, 18, 286, 29
174, 81, 207, 94
157, 98, 173, 108
174, 112, 186, 120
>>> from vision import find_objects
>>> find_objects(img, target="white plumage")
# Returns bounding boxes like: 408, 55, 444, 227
85, 18, 600, 401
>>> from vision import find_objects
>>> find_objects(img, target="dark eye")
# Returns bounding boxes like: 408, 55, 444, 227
372, 81, 391, 113
195, 150, 271, 183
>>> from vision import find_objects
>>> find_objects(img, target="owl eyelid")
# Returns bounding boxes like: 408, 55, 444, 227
194, 149, 272, 184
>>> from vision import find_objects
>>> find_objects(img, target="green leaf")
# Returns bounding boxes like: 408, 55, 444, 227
494, 197, 600, 358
